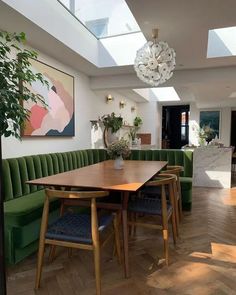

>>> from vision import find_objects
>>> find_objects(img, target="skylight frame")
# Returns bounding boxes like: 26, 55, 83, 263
207, 26, 236, 58
57, 0, 141, 40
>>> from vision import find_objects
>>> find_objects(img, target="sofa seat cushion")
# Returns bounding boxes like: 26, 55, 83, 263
4, 190, 60, 226
180, 177, 192, 191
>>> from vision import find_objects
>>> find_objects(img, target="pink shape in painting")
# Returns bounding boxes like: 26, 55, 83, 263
31, 88, 70, 135
30, 105, 48, 129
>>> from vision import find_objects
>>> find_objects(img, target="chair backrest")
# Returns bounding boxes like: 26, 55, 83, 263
145, 174, 177, 217
146, 174, 177, 187
42, 189, 109, 245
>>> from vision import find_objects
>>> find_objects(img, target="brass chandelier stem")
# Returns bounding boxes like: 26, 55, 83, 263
152, 28, 159, 43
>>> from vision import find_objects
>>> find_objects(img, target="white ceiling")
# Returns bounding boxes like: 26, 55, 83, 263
1, 0, 236, 107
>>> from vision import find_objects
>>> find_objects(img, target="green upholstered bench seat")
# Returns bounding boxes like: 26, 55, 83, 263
4, 190, 60, 226
3, 148, 192, 265
180, 177, 193, 211
180, 177, 192, 191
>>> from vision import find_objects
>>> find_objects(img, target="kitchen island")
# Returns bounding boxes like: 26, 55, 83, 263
193, 147, 232, 188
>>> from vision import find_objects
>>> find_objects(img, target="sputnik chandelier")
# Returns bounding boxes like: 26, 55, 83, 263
134, 29, 176, 86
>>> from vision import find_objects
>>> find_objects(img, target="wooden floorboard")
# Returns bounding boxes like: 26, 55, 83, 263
7, 186, 236, 294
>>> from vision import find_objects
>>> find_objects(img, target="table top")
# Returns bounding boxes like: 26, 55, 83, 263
27, 160, 167, 192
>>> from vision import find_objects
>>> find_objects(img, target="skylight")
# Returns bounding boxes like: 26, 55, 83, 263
207, 26, 236, 58
133, 87, 181, 102
58, 0, 140, 39
99, 32, 146, 66
151, 87, 181, 102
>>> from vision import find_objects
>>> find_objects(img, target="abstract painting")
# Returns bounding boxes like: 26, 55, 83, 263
22, 59, 74, 136
199, 110, 220, 140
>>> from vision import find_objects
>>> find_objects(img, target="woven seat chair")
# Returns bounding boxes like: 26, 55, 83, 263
136, 170, 180, 236
35, 189, 121, 295
128, 175, 177, 266
161, 165, 184, 227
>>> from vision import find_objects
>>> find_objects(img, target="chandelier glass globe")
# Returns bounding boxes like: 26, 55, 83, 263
134, 29, 176, 86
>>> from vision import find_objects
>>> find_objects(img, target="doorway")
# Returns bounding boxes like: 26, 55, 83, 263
231, 111, 236, 186
231, 111, 236, 148
162, 105, 190, 149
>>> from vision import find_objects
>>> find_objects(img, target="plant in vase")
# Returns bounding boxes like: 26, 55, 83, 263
198, 124, 214, 146
107, 138, 131, 169
101, 112, 123, 147
129, 116, 143, 145
101, 112, 123, 133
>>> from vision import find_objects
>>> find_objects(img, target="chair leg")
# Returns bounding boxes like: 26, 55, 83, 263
35, 198, 49, 289
68, 247, 73, 258
48, 245, 56, 262
171, 211, 177, 245
133, 213, 137, 236
169, 183, 179, 237
35, 241, 46, 289
113, 213, 122, 265
172, 182, 180, 236
162, 229, 169, 266
93, 245, 101, 295
177, 178, 183, 221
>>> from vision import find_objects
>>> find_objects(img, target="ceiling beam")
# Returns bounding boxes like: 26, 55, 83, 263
90, 66, 236, 90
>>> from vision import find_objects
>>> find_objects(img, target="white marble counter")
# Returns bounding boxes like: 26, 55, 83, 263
193, 147, 232, 188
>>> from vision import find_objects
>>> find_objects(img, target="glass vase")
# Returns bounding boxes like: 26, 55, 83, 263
114, 155, 124, 170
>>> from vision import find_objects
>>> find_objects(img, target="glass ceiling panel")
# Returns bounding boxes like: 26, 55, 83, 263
207, 26, 236, 58
58, 0, 140, 39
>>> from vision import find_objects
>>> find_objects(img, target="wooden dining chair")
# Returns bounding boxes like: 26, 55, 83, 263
161, 165, 184, 225
35, 189, 121, 295
128, 175, 177, 266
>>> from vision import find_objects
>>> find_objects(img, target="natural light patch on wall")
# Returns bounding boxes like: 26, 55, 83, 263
58, 0, 140, 39
133, 88, 150, 101
207, 26, 236, 58
99, 32, 146, 66
132, 87, 181, 102
151, 87, 181, 102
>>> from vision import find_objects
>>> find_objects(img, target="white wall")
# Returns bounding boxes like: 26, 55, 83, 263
189, 102, 232, 146
137, 101, 159, 146
2, 51, 136, 159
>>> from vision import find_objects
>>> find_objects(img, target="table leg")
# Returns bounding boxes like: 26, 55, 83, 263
121, 191, 130, 278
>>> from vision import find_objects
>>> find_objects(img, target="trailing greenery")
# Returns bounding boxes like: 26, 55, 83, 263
101, 112, 123, 133
0, 31, 48, 139
129, 116, 143, 141
133, 116, 143, 127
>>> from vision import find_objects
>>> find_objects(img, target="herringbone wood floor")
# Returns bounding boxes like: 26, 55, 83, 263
7, 182, 236, 295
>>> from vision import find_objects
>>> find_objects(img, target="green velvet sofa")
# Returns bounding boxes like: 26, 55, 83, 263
3, 148, 192, 265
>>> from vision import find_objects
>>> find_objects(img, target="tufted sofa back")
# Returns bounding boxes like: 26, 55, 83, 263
2, 149, 108, 202
2, 148, 192, 202
129, 149, 193, 177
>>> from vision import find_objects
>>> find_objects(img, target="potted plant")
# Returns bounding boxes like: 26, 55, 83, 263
101, 112, 123, 133
107, 138, 131, 169
0, 31, 48, 294
198, 124, 214, 146
129, 116, 143, 145
101, 112, 123, 147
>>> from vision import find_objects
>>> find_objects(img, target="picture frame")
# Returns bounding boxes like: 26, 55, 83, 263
22, 59, 75, 137
199, 110, 221, 140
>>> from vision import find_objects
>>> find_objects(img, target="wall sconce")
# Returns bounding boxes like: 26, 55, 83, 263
119, 100, 126, 109
131, 106, 136, 112
106, 94, 114, 103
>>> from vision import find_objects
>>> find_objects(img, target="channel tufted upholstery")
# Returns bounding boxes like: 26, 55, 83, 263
3, 149, 109, 264
3, 148, 192, 265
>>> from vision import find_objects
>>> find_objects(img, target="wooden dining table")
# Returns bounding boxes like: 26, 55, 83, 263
27, 159, 167, 278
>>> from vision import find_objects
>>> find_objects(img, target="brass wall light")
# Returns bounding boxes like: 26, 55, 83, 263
119, 100, 126, 109
106, 94, 114, 103
131, 106, 136, 112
